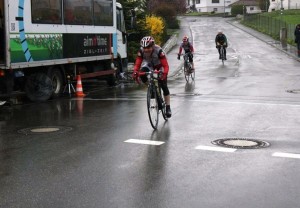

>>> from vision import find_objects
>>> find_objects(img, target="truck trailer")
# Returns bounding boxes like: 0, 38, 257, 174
0, 0, 128, 102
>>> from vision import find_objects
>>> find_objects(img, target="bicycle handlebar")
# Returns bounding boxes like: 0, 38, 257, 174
134, 69, 162, 84
137, 69, 161, 76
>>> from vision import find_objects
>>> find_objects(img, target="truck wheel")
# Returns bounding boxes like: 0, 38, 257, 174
48, 68, 63, 97
114, 59, 122, 81
25, 73, 53, 102
106, 74, 116, 86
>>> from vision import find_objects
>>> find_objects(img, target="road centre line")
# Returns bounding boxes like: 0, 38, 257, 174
124, 139, 165, 146
195, 145, 237, 153
272, 152, 300, 159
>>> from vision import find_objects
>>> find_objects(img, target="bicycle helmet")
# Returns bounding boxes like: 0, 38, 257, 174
182, 36, 189, 42
140, 36, 155, 48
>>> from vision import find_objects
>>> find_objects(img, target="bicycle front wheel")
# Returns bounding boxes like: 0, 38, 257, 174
191, 68, 195, 81
158, 86, 168, 121
220, 47, 225, 65
184, 64, 190, 82
147, 85, 159, 130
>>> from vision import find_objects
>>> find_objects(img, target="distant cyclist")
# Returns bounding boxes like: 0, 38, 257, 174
132, 36, 172, 118
215, 30, 228, 60
177, 36, 195, 71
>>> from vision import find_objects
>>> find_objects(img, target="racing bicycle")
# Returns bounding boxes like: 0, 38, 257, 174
136, 69, 168, 130
182, 52, 195, 82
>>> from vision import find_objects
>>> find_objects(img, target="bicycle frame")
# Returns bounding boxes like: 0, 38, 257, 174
183, 53, 192, 70
137, 69, 168, 129
182, 52, 195, 82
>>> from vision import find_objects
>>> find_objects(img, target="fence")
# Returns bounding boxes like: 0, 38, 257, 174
243, 14, 296, 43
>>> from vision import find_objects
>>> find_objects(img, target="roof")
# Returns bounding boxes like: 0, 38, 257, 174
228, 0, 259, 6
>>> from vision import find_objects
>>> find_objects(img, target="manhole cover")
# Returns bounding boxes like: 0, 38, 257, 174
286, 89, 300, 94
212, 138, 270, 149
18, 126, 73, 135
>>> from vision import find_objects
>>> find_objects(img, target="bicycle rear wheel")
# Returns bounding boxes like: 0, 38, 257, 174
147, 85, 159, 129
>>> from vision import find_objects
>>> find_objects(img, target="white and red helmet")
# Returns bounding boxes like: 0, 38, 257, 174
140, 36, 155, 48
182, 36, 189, 42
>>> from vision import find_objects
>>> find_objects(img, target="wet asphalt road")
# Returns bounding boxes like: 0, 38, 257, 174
1, 17, 300, 208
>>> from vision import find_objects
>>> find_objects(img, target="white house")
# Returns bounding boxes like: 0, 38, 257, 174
268, 0, 300, 11
186, 0, 239, 13
228, 0, 262, 14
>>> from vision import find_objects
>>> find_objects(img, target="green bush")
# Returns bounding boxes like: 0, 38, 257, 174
231, 5, 244, 16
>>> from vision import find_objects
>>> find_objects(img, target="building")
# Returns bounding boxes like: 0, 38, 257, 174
186, 0, 263, 14
186, 0, 239, 13
228, 0, 262, 14
268, 0, 300, 11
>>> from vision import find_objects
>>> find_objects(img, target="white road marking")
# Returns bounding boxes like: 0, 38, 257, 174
72, 97, 300, 107
124, 139, 165, 146
272, 152, 300, 159
72, 98, 145, 101
191, 99, 300, 107
195, 145, 237, 153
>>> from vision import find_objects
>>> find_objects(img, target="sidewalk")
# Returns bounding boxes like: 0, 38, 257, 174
228, 19, 300, 61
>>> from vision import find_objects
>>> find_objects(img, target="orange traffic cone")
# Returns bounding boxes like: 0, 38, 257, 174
75, 75, 86, 97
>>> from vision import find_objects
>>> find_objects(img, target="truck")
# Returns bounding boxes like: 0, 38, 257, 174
0, 0, 128, 102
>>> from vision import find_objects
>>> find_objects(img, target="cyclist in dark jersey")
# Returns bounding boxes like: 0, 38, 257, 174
215, 30, 228, 60
177, 36, 195, 71
132, 36, 172, 118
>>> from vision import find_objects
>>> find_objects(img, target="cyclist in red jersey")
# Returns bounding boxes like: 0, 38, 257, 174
132, 36, 172, 118
177, 36, 195, 71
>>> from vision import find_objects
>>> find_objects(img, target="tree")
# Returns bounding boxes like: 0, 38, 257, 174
145, 0, 186, 14
153, 2, 179, 29
258, 0, 270, 12
231, 5, 244, 16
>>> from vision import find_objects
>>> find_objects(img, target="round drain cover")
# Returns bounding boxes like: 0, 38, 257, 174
212, 138, 270, 149
18, 126, 73, 135
286, 89, 300, 94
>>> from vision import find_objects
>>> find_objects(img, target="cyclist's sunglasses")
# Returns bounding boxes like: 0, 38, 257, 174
143, 45, 152, 49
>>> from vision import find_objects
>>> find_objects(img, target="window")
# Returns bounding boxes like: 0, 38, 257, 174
196, 0, 200, 3
116, 8, 125, 32
64, 0, 93, 25
213, 8, 218, 11
212, 0, 220, 3
94, 0, 113, 26
31, 0, 62, 24
250, 7, 254, 10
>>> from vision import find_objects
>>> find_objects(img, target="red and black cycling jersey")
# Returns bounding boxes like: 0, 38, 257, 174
133, 45, 169, 74
178, 42, 194, 55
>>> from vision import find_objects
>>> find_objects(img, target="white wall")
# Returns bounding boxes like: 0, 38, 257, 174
194, 0, 238, 13
269, 0, 300, 11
